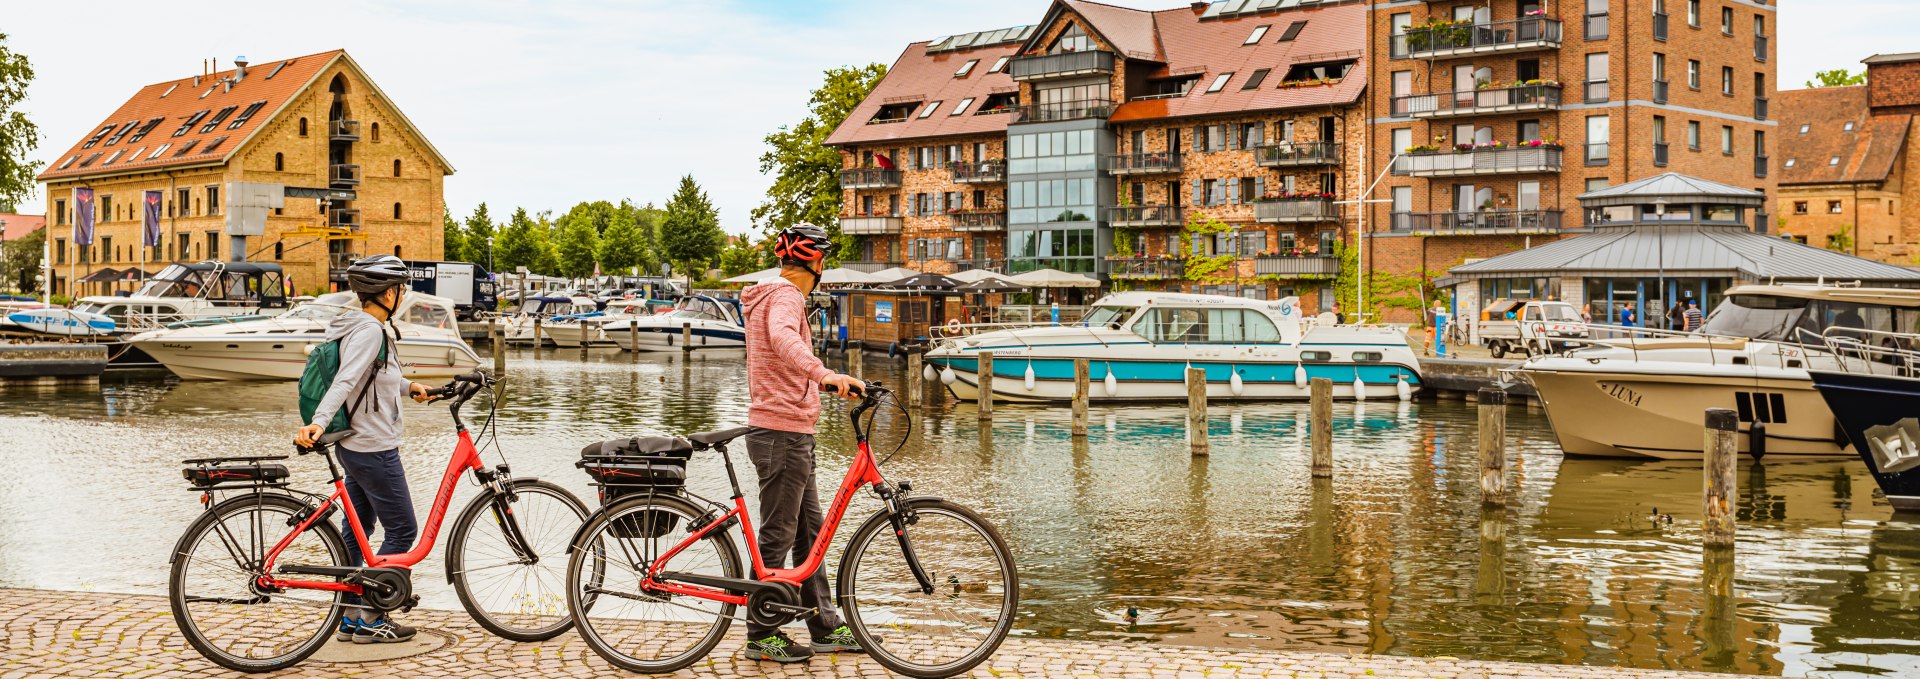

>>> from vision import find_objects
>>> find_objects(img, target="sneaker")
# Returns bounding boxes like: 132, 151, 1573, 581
352, 618, 418, 644
742, 632, 814, 663
335, 617, 362, 642
812, 625, 864, 654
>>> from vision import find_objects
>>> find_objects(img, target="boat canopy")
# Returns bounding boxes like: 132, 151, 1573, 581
1701, 285, 1920, 342
135, 262, 288, 309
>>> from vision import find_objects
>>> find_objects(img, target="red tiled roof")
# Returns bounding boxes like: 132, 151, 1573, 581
1111, 2, 1365, 123
0, 213, 46, 242
38, 50, 347, 182
824, 41, 1025, 147
1775, 86, 1910, 186
1058, 0, 1164, 61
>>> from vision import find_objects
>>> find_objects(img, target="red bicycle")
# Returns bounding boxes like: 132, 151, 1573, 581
565, 381, 1019, 678
168, 371, 588, 672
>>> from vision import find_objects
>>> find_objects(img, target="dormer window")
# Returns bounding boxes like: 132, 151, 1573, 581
1050, 23, 1093, 54
1244, 25, 1270, 44
976, 92, 1019, 114
955, 60, 979, 78
1281, 59, 1355, 84
870, 102, 919, 124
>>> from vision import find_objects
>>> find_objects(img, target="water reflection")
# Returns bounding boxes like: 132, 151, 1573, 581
1, 349, 1917, 676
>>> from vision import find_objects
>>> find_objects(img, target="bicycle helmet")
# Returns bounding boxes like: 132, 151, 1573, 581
773, 225, 834, 265
346, 255, 410, 294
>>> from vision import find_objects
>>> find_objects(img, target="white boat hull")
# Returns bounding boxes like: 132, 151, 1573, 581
137, 337, 481, 381
542, 322, 612, 348
7, 309, 114, 337
606, 321, 746, 352
1522, 364, 1848, 459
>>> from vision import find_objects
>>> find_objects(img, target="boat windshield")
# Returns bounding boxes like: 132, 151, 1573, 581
132, 265, 204, 298
280, 293, 357, 321
1700, 293, 1918, 342
1080, 305, 1137, 329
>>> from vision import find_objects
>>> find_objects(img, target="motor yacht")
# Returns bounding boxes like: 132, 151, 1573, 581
6, 262, 288, 339
497, 295, 597, 346
1810, 329, 1920, 511
543, 299, 656, 348
128, 291, 480, 380
603, 295, 745, 352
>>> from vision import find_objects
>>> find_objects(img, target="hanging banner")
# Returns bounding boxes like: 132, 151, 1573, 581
142, 190, 162, 247
72, 188, 95, 246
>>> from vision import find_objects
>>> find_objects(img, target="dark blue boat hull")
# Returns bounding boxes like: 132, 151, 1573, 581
1810, 370, 1920, 511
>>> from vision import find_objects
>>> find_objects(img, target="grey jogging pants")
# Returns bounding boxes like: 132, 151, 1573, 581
744, 427, 846, 640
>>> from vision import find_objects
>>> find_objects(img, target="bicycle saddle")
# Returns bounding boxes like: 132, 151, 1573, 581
688, 425, 751, 448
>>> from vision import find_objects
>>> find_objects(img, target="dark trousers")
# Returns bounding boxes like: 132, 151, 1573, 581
744, 427, 845, 640
337, 448, 418, 617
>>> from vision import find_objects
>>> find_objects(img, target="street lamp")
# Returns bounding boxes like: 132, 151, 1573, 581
488, 236, 495, 271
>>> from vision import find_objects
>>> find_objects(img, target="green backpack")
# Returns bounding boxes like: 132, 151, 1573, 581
298, 336, 391, 435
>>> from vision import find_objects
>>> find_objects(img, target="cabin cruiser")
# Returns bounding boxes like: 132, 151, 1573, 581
6, 262, 288, 339
0, 295, 49, 335
498, 295, 597, 346
1810, 329, 1920, 511
603, 295, 745, 352
543, 299, 656, 348
924, 292, 1421, 403
1520, 284, 1920, 459
128, 291, 480, 380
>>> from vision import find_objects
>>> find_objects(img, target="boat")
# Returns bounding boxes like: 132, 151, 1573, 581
6, 262, 289, 339
542, 298, 659, 348
497, 295, 597, 346
0, 295, 50, 335
127, 291, 480, 380
1810, 328, 1920, 511
603, 295, 745, 352
1519, 283, 1920, 459
923, 292, 1422, 403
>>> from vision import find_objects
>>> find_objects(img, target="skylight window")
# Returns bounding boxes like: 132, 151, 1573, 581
202, 136, 230, 154
160, 83, 178, 98
989, 56, 1010, 73
148, 144, 171, 159
1844, 121, 1856, 132
79, 152, 102, 167
174, 140, 200, 156
1799, 124, 1810, 134
951, 98, 975, 115
920, 101, 942, 119
1830, 156, 1841, 165
955, 60, 979, 78
57, 155, 78, 170
1784, 158, 1796, 167
173, 111, 210, 137
1207, 73, 1234, 93
103, 150, 123, 165
228, 101, 267, 130
266, 60, 291, 80
1244, 68, 1271, 90
127, 117, 163, 143
1245, 25, 1270, 44
200, 87, 215, 99
201, 106, 238, 133
81, 125, 115, 149
104, 120, 139, 145
127, 147, 146, 162
1279, 21, 1307, 42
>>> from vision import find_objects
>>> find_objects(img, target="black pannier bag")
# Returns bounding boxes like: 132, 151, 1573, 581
577, 436, 694, 539
183, 456, 292, 490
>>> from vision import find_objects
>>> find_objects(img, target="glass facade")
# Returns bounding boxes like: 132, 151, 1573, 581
1006, 120, 1110, 275
1008, 129, 1098, 174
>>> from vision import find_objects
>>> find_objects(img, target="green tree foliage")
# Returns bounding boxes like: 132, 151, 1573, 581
1827, 223, 1856, 253
598, 207, 646, 274
1807, 69, 1866, 88
1, 228, 43, 292
493, 207, 544, 273
553, 209, 599, 278
0, 35, 41, 210
718, 236, 766, 277
621, 200, 665, 275
661, 175, 725, 277
534, 212, 561, 275
461, 203, 497, 266
751, 63, 887, 264
442, 208, 468, 264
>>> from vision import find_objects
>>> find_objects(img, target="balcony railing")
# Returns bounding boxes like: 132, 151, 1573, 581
840, 259, 904, 274
1585, 79, 1609, 103
838, 215, 903, 235
1015, 99, 1114, 123
1254, 199, 1338, 224
1392, 146, 1563, 177
329, 119, 360, 142
950, 160, 1006, 184
1106, 257, 1185, 280
1755, 97, 1769, 121
328, 208, 361, 230
950, 210, 1007, 232
1106, 204, 1185, 228
840, 168, 902, 189
1252, 255, 1338, 277
1653, 79, 1669, 104
330, 164, 361, 186
1755, 34, 1769, 62
1653, 12, 1669, 40
1586, 142, 1609, 165
1755, 155, 1769, 179
1583, 13, 1609, 40
1390, 209, 1565, 235
954, 259, 1005, 273
1255, 141, 1341, 167
1653, 142, 1669, 167
1106, 151, 1184, 175
327, 252, 363, 270
1009, 50, 1116, 82
1393, 18, 1563, 59
1394, 83, 1562, 119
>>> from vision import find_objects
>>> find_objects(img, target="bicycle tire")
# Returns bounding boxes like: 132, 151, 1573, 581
168, 492, 348, 673
838, 497, 1019, 679
567, 493, 741, 674
446, 478, 589, 642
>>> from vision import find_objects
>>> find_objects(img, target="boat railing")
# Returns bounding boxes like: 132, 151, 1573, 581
1579, 323, 1822, 370
1820, 327, 1920, 377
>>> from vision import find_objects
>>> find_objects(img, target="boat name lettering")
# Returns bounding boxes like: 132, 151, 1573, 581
1599, 381, 1642, 408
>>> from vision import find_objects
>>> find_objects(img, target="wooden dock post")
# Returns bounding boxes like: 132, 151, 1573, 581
681, 322, 693, 353
977, 352, 994, 420
1310, 377, 1333, 478
848, 345, 863, 379
906, 353, 923, 409
1071, 358, 1090, 438
1186, 366, 1208, 456
1478, 387, 1509, 508
628, 321, 639, 361
579, 321, 591, 360
490, 323, 505, 376
1704, 408, 1739, 549
532, 317, 544, 350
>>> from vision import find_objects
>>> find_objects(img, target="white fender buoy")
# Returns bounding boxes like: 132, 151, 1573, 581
1294, 364, 1308, 390
940, 366, 958, 385
923, 362, 937, 381
1229, 369, 1245, 396
1396, 375, 1412, 401
1103, 366, 1119, 397
1353, 376, 1368, 401
1024, 362, 1036, 391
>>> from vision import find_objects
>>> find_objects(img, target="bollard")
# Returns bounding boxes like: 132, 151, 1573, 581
1071, 358, 1090, 438
491, 323, 505, 376
848, 346, 864, 379
1703, 408, 1739, 549
628, 321, 639, 361
1186, 366, 1208, 456
580, 321, 591, 360
681, 322, 692, 353
906, 353, 923, 409
977, 351, 994, 420
532, 317, 544, 349
1310, 377, 1333, 478
1478, 387, 1509, 507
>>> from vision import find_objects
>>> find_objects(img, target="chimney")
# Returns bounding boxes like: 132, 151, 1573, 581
1865, 53, 1920, 114
1191, 1, 1208, 13
233, 56, 248, 81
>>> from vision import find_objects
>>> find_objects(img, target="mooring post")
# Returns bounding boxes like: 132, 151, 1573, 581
490, 323, 505, 376
532, 317, 544, 350
681, 322, 692, 354
906, 353, 923, 409
1311, 377, 1333, 478
1478, 387, 1509, 508
579, 320, 591, 360
1072, 358, 1090, 438
1704, 408, 1739, 549
848, 345, 864, 379
977, 351, 994, 420
628, 320, 639, 361
1187, 366, 1208, 456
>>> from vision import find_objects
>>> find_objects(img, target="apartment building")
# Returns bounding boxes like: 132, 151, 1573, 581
1367, 0, 1777, 318
1774, 53, 1920, 263
38, 50, 452, 296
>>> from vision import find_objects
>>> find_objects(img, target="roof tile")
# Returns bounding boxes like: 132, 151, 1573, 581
1775, 86, 1910, 186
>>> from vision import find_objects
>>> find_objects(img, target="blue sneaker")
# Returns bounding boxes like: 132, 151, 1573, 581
352, 617, 418, 644
335, 617, 362, 642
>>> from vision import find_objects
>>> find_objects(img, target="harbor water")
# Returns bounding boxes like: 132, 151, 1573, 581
2, 349, 1917, 677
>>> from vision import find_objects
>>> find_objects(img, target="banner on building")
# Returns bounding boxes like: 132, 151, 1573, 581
72, 188, 95, 246
142, 191, 162, 247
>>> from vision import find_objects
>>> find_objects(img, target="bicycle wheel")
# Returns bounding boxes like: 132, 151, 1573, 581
567, 493, 741, 673
447, 478, 589, 642
169, 493, 348, 673
838, 497, 1018, 678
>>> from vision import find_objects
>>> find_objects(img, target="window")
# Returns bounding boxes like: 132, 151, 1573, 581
1688, 120, 1701, 150
1238, 122, 1263, 149
200, 105, 237, 133
371, 123, 380, 142
229, 101, 266, 129
1585, 0, 1610, 40
207, 186, 221, 216
177, 188, 190, 216
80, 125, 115, 149
1652, 115, 1667, 163
274, 242, 283, 259
1206, 73, 1233, 93
1050, 23, 1093, 53
173, 140, 199, 156
1132, 308, 1281, 344
1586, 115, 1611, 164
56, 238, 65, 264
1390, 70, 1413, 114
1793, 201, 1808, 214
298, 117, 308, 137
1722, 126, 1734, 154
393, 159, 402, 176
1722, 66, 1734, 95
274, 152, 284, 171
201, 136, 228, 154
1243, 68, 1270, 89
1687, 0, 1700, 26
127, 117, 162, 143
100, 195, 112, 223
1390, 12, 1411, 35
1519, 119, 1542, 142
1278, 21, 1307, 42
1688, 60, 1700, 89
1281, 60, 1353, 83
954, 60, 978, 78
988, 56, 1009, 74
950, 98, 974, 115
148, 144, 170, 159
919, 101, 941, 119
1721, 6, 1733, 34
206, 231, 219, 260
1845, 121, 1857, 132
1245, 25, 1270, 44
1391, 186, 1412, 227
1586, 52, 1610, 102
393, 203, 403, 220
1785, 158, 1796, 167
172, 110, 209, 137
1392, 128, 1413, 154
1829, 200, 1843, 214
1830, 156, 1841, 166
1800, 123, 1810, 134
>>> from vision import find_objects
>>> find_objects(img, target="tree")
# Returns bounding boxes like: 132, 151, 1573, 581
620, 200, 665, 275
461, 203, 497, 267
660, 175, 726, 277
1, 228, 43, 293
1807, 69, 1866, 88
553, 209, 599, 279
598, 208, 646, 274
718, 235, 766, 277
1826, 223, 1856, 253
442, 209, 468, 264
534, 211, 561, 276
0, 35, 41, 210
493, 207, 544, 273
751, 63, 887, 264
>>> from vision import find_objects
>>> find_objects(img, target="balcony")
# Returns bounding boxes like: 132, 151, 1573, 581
1755, 97, 1770, 121
1106, 257, 1185, 280
328, 208, 361, 230
1394, 18, 1563, 59
950, 160, 1006, 184
1255, 141, 1341, 168
1390, 209, 1565, 235
1653, 79, 1670, 104
1015, 99, 1114, 123
1009, 50, 1115, 82
1394, 83, 1562, 119
1756, 155, 1769, 179
1653, 11, 1669, 40
839, 215, 903, 235
840, 168, 902, 189
1106, 204, 1185, 228
1393, 146, 1563, 177
840, 259, 903, 274
950, 210, 1007, 232
1106, 151, 1183, 176
1254, 199, 1338, 224
1252, 255, 1338, 277
1755, 34, 1769, 62
1654, 142, 1670, 167
329, 163, 361, 187
329, 119, 360, 142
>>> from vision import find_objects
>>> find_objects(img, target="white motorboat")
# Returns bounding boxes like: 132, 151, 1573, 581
128, 291, 481, 380
604, 296, 745, 352
497, 295, 597, 346
544, 298, 662, 348
7, 262, 289, 339
924, 292, 1422, 403
1520, 284, 1920, 459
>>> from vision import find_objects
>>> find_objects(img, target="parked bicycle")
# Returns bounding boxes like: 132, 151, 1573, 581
167, 370, 588, 672
565, 381, 1019, 678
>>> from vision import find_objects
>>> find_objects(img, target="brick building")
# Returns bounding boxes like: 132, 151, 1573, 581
1773, 53, 1920, 264
38, 50, 452, 297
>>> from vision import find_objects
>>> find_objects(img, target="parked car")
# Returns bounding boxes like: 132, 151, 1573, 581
1477, 299, 1589, 358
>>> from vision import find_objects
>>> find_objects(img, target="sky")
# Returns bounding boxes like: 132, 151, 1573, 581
6, 0, 1916, 236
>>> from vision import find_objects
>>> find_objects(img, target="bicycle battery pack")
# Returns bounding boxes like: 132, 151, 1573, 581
183, 455, 292, 491
578, 436, 693, 539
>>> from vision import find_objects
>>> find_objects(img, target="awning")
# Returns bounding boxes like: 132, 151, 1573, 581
884, 273, 962, 291
77, 267, 123, 283
956, 277, 1028, 293
1005, 268, 1100, 288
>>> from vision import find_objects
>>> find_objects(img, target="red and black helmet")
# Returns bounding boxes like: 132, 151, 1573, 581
773, 225, 835, 264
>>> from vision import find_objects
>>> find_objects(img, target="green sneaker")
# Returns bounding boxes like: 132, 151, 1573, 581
743, 632, 814, 663
812, 625, 864, 653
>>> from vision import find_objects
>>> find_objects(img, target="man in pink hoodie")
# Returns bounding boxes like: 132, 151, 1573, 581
737, 225, 865, 664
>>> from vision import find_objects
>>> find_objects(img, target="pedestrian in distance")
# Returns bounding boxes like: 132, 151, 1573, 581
1684, 298, 1705, 332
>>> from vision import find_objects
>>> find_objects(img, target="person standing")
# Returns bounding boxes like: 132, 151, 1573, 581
1683, 299, 1705, 332
1619, 305, 1637, 327
737, 225, 867, 664
1331, 302, 1346, 325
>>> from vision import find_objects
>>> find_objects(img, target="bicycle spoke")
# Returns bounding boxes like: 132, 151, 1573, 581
570, 499, 738, 673
844, 502, 1017, 676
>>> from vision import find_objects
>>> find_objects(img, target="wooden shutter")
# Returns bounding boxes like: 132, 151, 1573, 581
1192, 179, 1205, 205
1227, 180, 1240, 205
1254, 176, 1267, 200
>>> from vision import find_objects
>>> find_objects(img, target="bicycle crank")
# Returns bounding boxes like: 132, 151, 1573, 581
353, 568, 416, 613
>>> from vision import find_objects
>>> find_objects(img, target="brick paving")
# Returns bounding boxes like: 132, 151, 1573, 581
0, 587, 1765, 678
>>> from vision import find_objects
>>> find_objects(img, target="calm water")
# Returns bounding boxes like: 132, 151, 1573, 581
3, 349, 1919, 677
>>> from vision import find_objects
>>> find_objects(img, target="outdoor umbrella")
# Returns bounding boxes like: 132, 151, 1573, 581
817, 267, 885, 286
885, 273, 961, 291
78, 267, 123, 283
1005, 268, 1099, 288
721, 267, 779, 284
946, 268, 1007, 284
866, 266, 921, 282
955, 277, 1028, 293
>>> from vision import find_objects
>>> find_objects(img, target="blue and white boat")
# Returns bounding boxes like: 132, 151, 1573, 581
603, 295, 745, 352
924, 292, 1421, 403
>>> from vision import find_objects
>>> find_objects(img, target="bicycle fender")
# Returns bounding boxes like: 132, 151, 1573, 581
168, 491, 302, 566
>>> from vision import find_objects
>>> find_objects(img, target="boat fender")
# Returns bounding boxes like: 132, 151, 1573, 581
940, 366, 958, 385
1103, 366, 1118, 397
1294, 364, 1308, 390
1229, 369, 1244, 396
1353, 376, 1368, 401
923, 362, 937, 381
888, 343, 898, 358
1024, 362, 1036, 391
1748, 422, 1767, 461
1396, 375, 1412, 401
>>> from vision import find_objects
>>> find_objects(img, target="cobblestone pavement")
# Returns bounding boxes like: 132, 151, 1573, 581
0, 588, 1765, 678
